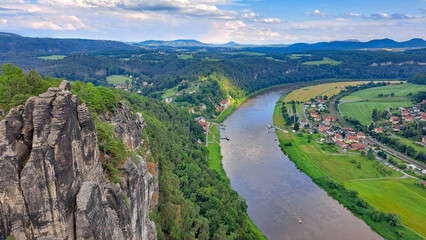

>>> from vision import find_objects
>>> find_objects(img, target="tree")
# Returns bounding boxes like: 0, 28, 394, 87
294, 122, 300, 131
370, 210, 383, 222
386, 213, 401, 227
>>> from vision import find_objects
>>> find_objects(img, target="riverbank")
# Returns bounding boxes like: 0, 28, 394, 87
207, 123, 267, 239
212, 78, 398, 123
273, 95, 425, 239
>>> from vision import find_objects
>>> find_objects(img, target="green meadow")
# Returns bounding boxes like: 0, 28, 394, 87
341, 83, 426, 101
340, 97, 413, 125
302, 57, 342, 66
106, 75, 132, 85
38, 55, 66, 60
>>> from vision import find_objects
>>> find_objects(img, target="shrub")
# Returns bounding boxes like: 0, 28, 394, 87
348, 189, 359, 198
371, 210, 383, 222
386, 213, 401, 227
328, 180, 338, 189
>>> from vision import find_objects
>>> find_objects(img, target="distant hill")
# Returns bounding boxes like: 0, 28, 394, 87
246, 38, 426, 53
0, 32, 140, 54
136, 39, 208, 47
135, 39, 247, 48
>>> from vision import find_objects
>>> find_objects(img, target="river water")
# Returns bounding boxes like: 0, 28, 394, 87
219, 86, 382, 240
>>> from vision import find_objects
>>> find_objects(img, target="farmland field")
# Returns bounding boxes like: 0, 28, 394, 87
302, 57, 342, 66
106, 75, 132, 85
221, 51, 265, 56
341, 83, 425, 101
177, 54, 193, 60
287, 54, 312, 59
346, 178, 426, 236
265, 56, 285, 62
38, 55, 66, 60
284, 81, 379, 102
339, 97, 413, 125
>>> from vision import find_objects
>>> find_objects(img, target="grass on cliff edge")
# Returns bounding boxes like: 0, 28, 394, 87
273, 94, 424, 240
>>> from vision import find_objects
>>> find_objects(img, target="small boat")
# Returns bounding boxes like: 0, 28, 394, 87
268, 124, 271, 129
226, 136, 230, 141
298, 219, 302, 224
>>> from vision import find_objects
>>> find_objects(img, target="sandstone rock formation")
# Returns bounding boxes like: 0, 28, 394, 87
0, 81, 156, 240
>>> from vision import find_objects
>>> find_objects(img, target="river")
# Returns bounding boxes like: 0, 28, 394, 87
219, 85, 382, 240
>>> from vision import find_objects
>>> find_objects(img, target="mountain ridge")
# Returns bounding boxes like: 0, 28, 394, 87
1, 32, 425, 54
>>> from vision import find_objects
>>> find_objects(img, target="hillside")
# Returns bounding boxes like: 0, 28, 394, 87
0, 65, 263, 239
0, 32, 139, 54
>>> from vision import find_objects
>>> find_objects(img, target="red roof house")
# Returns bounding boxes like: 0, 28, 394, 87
351, 143, 366, 151
374, 128, 383, 133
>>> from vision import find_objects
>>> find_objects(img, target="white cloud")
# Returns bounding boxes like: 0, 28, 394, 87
258, 18, 282, 23
347, 12, 364, 18
241, 12, 258, 18
0, 19, 8, 24
308, 9, 329, 18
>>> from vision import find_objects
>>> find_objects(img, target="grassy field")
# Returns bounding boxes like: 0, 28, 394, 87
287, 54, 312, 59
106, 75, 132, 85
265, 56, 286, 62
162, 86, 178, 99
284, 81, 376, 102
302, 57, 342, 66
273, 95, 425, 239
346, 178, 426, 236
341, 83, 425, 101
340, 97, 413, 125
222, 51, 265, 56
177, 54, 193, 60
38, 55, 66, 60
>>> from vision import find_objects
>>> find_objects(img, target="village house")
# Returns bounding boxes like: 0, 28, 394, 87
188, 108, 195, 114
219, 98, 231, 108
333, 134, 343, 142
200, 103, 207, 111
336, 140, 348, 149
393, 126, 401, 132
357, 132, 366, 139
314, 115, 321, 121
310, 110, 317, 117
345, 135, 359, 144
390, 116, 399, 124
374, 127, 383, 133
195, 116, 206, 123
347, 128, 356, 135
199, 121, 208, 131
350, 143, 366, 151
176, 91, 182, 96
165, 97, 173, 104
404, 116, 414, 122
319, 126, 327, 132
325, 116, 335, 123
401, 109, 409, 117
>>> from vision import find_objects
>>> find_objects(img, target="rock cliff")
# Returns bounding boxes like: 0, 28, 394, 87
0, 81, 156, 239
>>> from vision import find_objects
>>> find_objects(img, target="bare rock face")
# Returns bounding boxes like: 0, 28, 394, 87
0, 81, 156, 240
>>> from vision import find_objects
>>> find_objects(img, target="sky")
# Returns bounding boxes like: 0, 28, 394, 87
0, 0, 425, 44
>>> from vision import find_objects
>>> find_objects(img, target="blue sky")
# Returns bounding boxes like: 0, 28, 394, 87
0, 0, 425, 44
